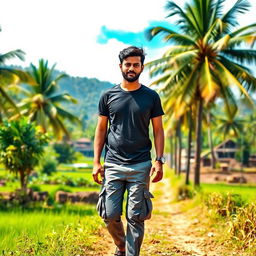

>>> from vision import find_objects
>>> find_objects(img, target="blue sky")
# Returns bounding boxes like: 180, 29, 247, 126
97, 21, 175, 49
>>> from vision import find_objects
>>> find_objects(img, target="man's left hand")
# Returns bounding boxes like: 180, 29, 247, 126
150, 162, 163, 183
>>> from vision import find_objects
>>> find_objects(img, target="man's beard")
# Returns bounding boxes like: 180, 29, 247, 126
122, 71, 141, 82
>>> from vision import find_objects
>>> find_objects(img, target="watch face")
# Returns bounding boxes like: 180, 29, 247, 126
160, 157, 166, 164
156, 156, 166, 164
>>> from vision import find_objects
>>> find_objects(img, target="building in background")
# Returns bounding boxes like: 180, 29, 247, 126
72, 138, 93, 157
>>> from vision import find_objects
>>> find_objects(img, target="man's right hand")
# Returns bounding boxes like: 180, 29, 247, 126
92, 163, 104, 184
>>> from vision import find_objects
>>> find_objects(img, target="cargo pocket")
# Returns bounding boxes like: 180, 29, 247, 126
97, 187, 107, 219
139, 190, 154, 220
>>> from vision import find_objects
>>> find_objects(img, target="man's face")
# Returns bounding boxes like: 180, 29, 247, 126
119, 56, 144, 82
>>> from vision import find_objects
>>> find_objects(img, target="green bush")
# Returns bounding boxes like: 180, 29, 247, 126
177, 184, 195, 200
0, 119, 48, 190
40, 159, 58, 176
53, 142, 77, 164
29, 185, 41, 192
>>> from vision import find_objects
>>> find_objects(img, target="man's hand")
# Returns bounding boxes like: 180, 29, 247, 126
150, 161, 163, 183
92, 163, 104, 184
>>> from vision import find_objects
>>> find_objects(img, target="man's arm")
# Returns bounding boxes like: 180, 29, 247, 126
150, 115, 165, 183
92, 115, 108, 184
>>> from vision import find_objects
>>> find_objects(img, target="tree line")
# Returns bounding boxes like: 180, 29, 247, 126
146, 0, 256, 186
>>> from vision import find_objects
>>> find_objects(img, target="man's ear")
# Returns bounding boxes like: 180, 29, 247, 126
119, 63, 122, 69
141, 65, 144, 72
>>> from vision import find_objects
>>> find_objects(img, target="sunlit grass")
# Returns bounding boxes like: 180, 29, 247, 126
200, 183, 256, 203
0, 204, 101, 253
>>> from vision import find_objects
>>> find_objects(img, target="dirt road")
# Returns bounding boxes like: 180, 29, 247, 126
95, 176, 242, 256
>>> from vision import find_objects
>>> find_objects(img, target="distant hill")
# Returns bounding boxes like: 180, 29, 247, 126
58, 74, 114, 119
9, 65, 114, 121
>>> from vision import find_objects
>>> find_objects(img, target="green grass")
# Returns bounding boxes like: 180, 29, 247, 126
54, 169, 93, 179
200, 183, 256, 203
38, 184, 100, 194
0, 182, 19, 192
164, 167, 256, 203
0, 168, 100, 193
0, 204, 102, 253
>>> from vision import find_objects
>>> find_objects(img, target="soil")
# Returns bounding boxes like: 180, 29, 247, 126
93, 176, 250, 256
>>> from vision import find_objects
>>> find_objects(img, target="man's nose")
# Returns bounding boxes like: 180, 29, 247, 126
128, 65, 135, 71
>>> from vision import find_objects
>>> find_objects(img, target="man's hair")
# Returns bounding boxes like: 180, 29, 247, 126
119, 46, 146, 65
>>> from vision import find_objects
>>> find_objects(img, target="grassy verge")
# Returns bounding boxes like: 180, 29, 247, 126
0, 204, 103, 255
200, 183, 256, 203
166, 167, 256, 255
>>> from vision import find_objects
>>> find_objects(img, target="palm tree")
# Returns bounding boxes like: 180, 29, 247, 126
185, 107, 194, 185
205, 108, 217, 169
216, 109, 245, 168
146, 0, 256, 186
16, 59, 80, 140
0, 27, 30, 116
216, 109, 244, 140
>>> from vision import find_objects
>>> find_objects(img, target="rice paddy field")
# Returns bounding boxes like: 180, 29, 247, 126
0, 204, 103, 254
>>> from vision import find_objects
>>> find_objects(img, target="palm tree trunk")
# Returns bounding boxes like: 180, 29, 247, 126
170, 135, 174, 169
186, 112, 192, 185
174, 133, 178, 175
177, 119, 182, 176
19, 170, 26, 190
207, 112, 216, 169
194, 97, 203, 187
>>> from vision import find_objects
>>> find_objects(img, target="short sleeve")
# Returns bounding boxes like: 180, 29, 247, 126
98, 93, 109, 117
151, 93, 164, 118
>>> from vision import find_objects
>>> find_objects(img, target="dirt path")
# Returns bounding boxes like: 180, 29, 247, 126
140, 178, 222, 256
95, 176, 232, 256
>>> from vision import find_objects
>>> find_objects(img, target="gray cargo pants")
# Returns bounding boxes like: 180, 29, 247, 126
97, 160, 153, 256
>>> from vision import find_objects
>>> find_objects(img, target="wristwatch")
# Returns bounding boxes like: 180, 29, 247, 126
155, 156, 166, 164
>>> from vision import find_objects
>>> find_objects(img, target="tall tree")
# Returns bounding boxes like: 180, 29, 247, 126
16, 59, 80, 140
206, 109, 217, 169
0, 26, 31, 116
216, 109, 244, 140
185, 108, 194, 185
146, 0, 256, 186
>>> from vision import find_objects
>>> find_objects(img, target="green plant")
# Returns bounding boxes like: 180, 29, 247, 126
177, 184, 195, 200
16, 59, 80, 140
41, 159, 58, 176
38, 145, 59, 176
53, 142, 77, 164
0, 204, 101, 253
204, 192, 246, 217
0, 119, 48, 190
29, 184, 41, 192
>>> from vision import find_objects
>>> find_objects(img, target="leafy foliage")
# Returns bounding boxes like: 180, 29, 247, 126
0, 119, 48, 189
16, 59, 80, 140
147, 0, 256, 186
0, 40, 32, 118
53, 142, 77, 164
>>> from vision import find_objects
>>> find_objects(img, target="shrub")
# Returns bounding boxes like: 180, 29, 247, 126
228, 203, 256, 252
204, 192, 246, 217
53, 142, 76, 164
177, 184, 195, 200
0, 119, 48, 190
29, 185, 41, 192
40, 159, 58, 176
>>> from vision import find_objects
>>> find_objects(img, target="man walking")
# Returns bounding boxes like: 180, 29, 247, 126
93, 46, 165, 256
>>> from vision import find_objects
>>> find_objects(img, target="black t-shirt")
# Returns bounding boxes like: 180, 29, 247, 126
98, 84, 164, 165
